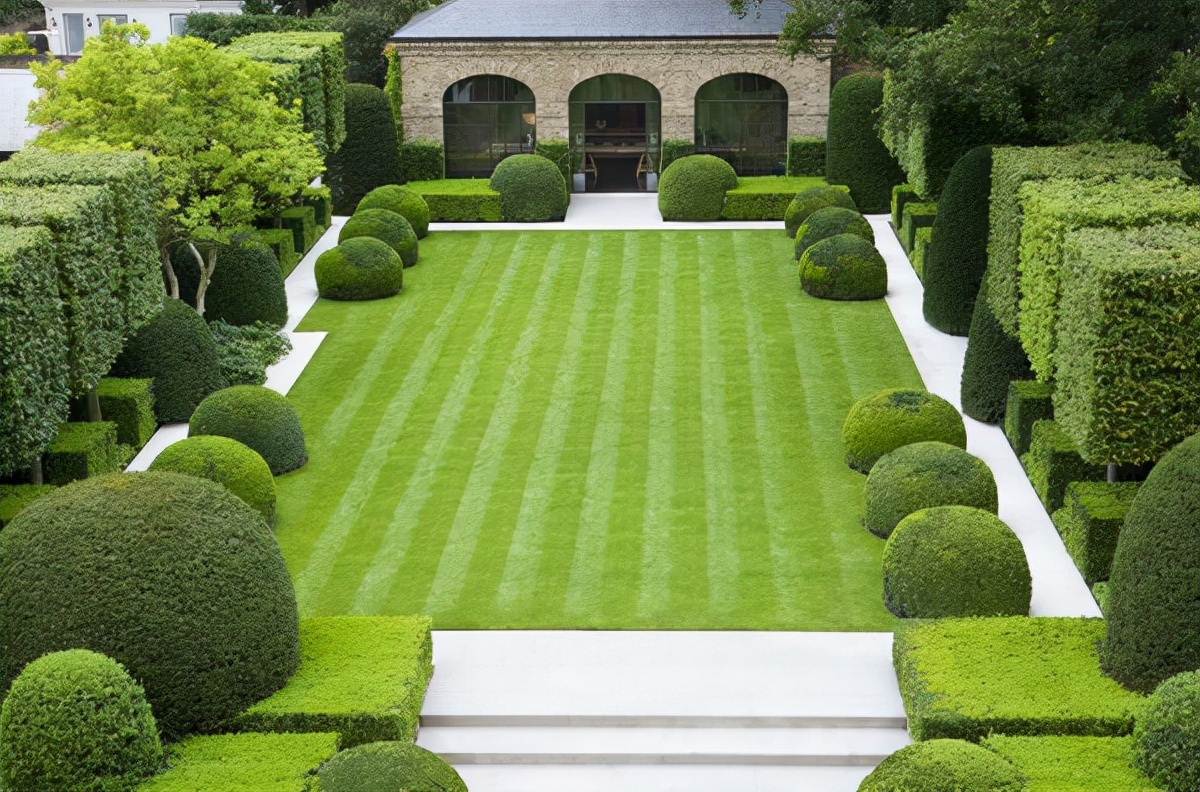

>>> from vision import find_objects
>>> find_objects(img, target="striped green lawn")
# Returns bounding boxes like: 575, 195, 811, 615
277, 230, 922, 630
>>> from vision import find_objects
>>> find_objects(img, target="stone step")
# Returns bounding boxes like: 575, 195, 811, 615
450, 763, 875, 792
418, 724, 910, 766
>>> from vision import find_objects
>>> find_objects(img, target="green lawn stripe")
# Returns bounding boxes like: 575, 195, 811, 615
349, 235, 531, 614
635, 233, 678, 618
290, 239, 496, 615
420, 236, 569, 614
493, 233, 607, 610
563, 232, 643, 616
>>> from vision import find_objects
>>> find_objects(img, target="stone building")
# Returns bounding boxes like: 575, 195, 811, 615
390, 0, 829, 188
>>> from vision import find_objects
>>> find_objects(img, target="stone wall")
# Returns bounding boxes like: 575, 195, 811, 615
393, 39, 830, 144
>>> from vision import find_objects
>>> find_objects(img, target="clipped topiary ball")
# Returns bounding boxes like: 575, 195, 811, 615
842, 388, 966, 473
1101, 433, 1200, 693
148, 435, 276, 526
1133, 671, 1199, 792
340, 208, 418, 267
657, 154, 739, 221
172, 240, 288, 328
357, 184, 431, 239
794, 206, 874, 260
0, 649, 162, 792
0, 473, 300, 739
799, 233, 887, 301
489, 153, 569, 222
883, 505, 1031, 618
858, 739, 1024, 792
110, 298, 227, 423
864, 442, 997, 538
189, 385, 307, 475
318, 741, 467, 792
784, 186, 857, 238
315, 237, 404, 301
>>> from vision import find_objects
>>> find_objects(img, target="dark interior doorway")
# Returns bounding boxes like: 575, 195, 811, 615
581, 102, 650, 192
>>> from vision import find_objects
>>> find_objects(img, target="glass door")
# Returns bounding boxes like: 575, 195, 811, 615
63, 13, 85, 55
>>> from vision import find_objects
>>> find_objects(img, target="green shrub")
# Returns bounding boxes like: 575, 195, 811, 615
659, 139, 695, 174
138, 733, 338, 792
110, 299, 227, 424
189, 385, 307, 475
1052, 481, 1139, 586
658, 154, 739, 221
894, 617, 1142, 741
42, 421, 129, 486
340, 208, 418, 267
842, 388, 966, 474
406, 179, 502, 222
174, 240, 289, 328
825, 74, 905, 213
257, 227, 301, 277
984, 142, 1182, 337
183, 12, 324, 47
0, 472, 300, 738
210, 320, 292, 388
983, 735, 1158, 792
0, 649, 162, 792
890, 184, 921, 229
399, 138, 445, 182
272, 31, 346, 152
304, 186, 333, 227
798, 233, 887, 301
900, 202, 937, 253
1054, 224, 1200, 465
1101, 434, 1200, 693
1093, 581, 1111, 616
910, 226, 932, 281
864, 442, 997, 539
1016, 177, 1199, 381
489, 154, 569, 222
784, 185, 856, 238
722, 176, 828, 221
279, 205, 318, 255
93, 378, 157, 449
1132, 671, 1200, 791
236, 616, 433, 747
149, 435, 276, 525
0, 485, 54, 529
1022, 420, 1107, 512
794, 207, 873, 261
318, 741, 466, 792
357, 184, 430, 238
786, 136, 826, 177
0, 225, 68, 477
534, 137, 572, 184
960, 279, 1033, 423
315, 237, 404, 301
883, 506, 1030, 618
1004, 380, 1054, 456
327, 83, 401, 215
858, 739, 1024, 792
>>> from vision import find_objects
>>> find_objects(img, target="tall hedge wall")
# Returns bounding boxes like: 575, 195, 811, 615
0, 148, 163, 334
183, 12, 324, 47
0, 185, 121, 396
0, 226, 68, 478
1055, 224, 1200, 465
984, 142, 1182, 337
1015, 177, 1199, 381
271, 32, 346, 154
825, 73, 905, 213
326, 84, 400, 215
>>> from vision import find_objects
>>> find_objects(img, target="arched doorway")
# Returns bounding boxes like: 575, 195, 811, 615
694, 73, 788, 175
569, 74, 661, 192
442, 75, 536, 178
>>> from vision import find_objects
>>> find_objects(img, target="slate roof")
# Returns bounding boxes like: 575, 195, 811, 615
392, 0, 793, 42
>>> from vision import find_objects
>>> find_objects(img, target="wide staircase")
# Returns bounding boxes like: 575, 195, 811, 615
417, 631, 909, 792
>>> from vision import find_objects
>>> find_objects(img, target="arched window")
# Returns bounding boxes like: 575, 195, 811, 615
568, 74, 662, 191
443, 75, 535, 178
694, 73, 788, 175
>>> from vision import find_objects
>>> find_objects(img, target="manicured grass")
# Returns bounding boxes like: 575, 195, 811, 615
406, 178, 497, 195
730, 175, 829, 193
277, 230, 922, 629
138, 733, 338, 792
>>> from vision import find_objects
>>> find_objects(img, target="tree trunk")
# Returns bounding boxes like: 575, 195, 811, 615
87, 387, 102, 422
30, 457, 43, 486
187, 243, 218, 317
1107, 463, 1118, 483
161, 247, 180, 300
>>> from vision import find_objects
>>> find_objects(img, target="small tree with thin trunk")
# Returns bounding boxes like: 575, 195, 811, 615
28, 24, 323, 315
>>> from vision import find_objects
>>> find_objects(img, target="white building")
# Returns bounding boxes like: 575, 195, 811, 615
40, 1, 242, 56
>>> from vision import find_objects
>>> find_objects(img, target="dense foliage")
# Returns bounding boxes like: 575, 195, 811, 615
340, 208, 419, 267
858, 739, 1024, 792
488, 154, 569, 222
149, 435, 277, 525
315, 237, 405, 300
190, 385, 308, 475
983, 735, 1158, 792
783, 185, 856, 237
318, 741, 467, 792
1132, 671, 1200, 792
400, 138, 445, 182
174, 239, 288, 328
798, 233, 887, 301
960, 280, 1032, 423
209, 320, 292, 387
358, 184, 431, 238
327, 83, 400, 214
1022, 419, 1106, 512
793, 206, 873, 260
1003, 379, 1053, 456
657, 155, 738, 221
864, 441, 997, 538
825, 73, 905, 213
1053, 480, 1139, 587
786, 136, 826, 177
842, 387, 966, 473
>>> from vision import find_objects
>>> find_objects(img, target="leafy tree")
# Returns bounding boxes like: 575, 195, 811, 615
28, 24, 323, 316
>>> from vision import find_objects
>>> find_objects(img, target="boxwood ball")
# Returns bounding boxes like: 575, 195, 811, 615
189, 385, 307, 475
318, 741, 467, 792
842, 387, 966, 473
148, 434, 277, 526
864, 441, 997, 538
339, 208, 418, 267
799, 232, 887, 301
858, 739, 1024, 792
784, 186, 857, 238
489, 154, 569, 222
357, 185, 430, 239
315, 237, 404, 301
794, 206, 874, 260
657, 154, 739, 221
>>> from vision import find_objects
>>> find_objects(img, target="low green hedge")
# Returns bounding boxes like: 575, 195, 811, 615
234, 616, 433, 748
982, 735, 1157, 791
149, 435, 277, 526
340, 208, 418, 267
357, 185, 431, 239
407, 179, 502, 222
961, 279, 1033, 423
786, 136, 826, 177
1004, 380, 1054, 456
721, 176, 827, 221
137, 733, 338, 792
1022, 419, 1107, 512
894, 617, 1142, 742
0, 485, 55, 529
891, 184, 921, 229
400, 138, 445, 182
42, 421, 129, 485
658, 139, 694, 174
534, 137, 572, 184
910, 226, 932, 281
315, 237, 404, 301
304, 187, 332, 228
900, 201, 937, 253
798, 233, 887, 301
784, 185, 856, 238
1052, 481, 1139, 586
489, 154, 569, 222
794, 207, 873, 261
864, 442, 997, 539
658, 155, 738, 221
858, 739, 1024, 792
189, 385, 308, 475
280, 205, 318, 256
1132, 671, 1200, 792
257, 228, 301, 278
92, 377, 156, 449
842, 388, 966, 473
317, 741, 466, 792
